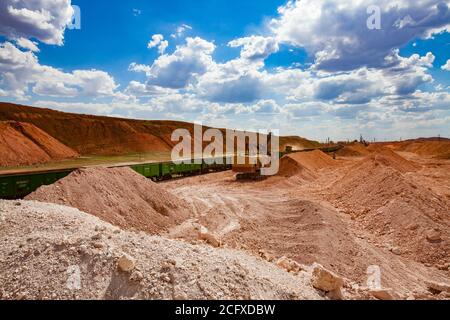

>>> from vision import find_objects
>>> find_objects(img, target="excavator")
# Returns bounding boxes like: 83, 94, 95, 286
232, 132, 273, 180
231, 132, 344, 180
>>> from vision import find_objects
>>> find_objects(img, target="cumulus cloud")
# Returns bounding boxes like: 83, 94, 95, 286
278, 51, 436, 105
0, 0, 74, 45
200, 73, 264, 103
228, 36, 279, 60
130, 31, 437, 108
442, 59, 450, 71
284, 102, 329, 118
313, 71, 381, 104
132, 37, 215, 89
15, 37, 39, 52
147, 34, 168, 54
128, 62, 152, 75
0, 41, 121, 99
251, 99, 280, 113
134, 35, 279, 104
124, 80, 177, 98
270, 0, 450, 71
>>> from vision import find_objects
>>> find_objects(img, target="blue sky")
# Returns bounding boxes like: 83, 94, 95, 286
0, 0, 449, 141
39, 0, 291, 86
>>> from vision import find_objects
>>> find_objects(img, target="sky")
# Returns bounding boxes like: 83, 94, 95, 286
0, 0, 449, 142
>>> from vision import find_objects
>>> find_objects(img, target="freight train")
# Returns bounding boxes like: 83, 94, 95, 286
0, 156, 233, 200
0, 145, 343, 200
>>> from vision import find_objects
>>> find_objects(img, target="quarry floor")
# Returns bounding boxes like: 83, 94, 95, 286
163, 152, 450, 296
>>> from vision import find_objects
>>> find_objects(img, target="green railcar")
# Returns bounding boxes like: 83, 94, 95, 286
0, 156, 235, 199
202, 156, 225, 172
129, 163, 160, 180
160, 161, 176, 178
0, 169, 73, 199
173, 162, 203, 175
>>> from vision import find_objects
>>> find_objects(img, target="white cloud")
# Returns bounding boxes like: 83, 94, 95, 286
228, 36, 279, 61
0, 41, 122, 100
158, 40, 169, 55
199, 72, 264, 103
274, 51, 436, 104
147, 34, 168, 54
128, 62, 152, 75
134, 37, 216, 89
193, 38, 275, 103
252, 99, 280, 113
124, 80, 177, 98
0, 0, 74, 45
270, 0, 450, 71
148, 34, 163, 48
131, 30, 439, 108
442, 59, 450, 71
284, 101, 329, 118
15, 37, 39, 52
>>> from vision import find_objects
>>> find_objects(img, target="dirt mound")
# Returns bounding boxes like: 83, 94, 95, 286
367, 143, 391, 152
0, 102, 317, 158
0, 103, 180, 155
282, 150, 336, 173
395, 141, 450, 159
0, 200, 326, 300
279, 136, 321, 152
328, 154, 449, 265
26, 167, 190, 234
0, 121, 78, 167
363, 148, 420, 173
277, 156, 317, 179
336, 143, 371, 157
277, 150, 336, 178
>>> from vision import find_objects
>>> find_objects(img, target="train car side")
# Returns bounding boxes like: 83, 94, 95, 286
0, 155, 244, 199
0, 169, 73, 199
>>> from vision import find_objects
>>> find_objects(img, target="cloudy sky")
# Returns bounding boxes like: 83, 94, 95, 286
0, 0, 449, 141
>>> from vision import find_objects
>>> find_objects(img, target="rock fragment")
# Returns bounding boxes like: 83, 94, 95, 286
117, 255, 136, 272
198, 226, 221, 247
275, 256, 303, 274
426, 281, 450, 294
425, 230, 441, 242
310, 263, 344, 299
369, 288, 395, 300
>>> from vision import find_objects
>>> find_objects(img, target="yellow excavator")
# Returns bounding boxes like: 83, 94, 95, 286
232, 132, 272, 180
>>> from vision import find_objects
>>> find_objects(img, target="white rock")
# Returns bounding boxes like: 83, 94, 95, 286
311, 263, 344, 299
117, 255, 136, 272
